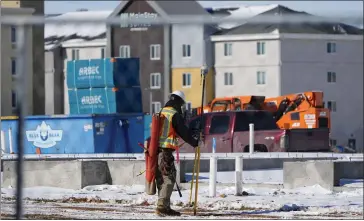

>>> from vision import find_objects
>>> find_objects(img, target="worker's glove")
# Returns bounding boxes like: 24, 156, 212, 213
200, 134, 205, 141
198, 139, 204, 148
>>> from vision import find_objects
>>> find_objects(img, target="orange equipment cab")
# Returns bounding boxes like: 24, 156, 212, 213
196, 91, 330, 130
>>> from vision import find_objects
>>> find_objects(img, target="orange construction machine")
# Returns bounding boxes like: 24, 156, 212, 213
196, 91, 330, 130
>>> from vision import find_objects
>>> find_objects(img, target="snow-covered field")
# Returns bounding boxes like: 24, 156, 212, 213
1, 171, 363, 219
185, 169, 283, 184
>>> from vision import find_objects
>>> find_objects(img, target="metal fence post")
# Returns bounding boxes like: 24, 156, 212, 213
209, 155, 217, 197
249, 124, 254, 154
235, 156, 243, 196
14, 24, 29, 220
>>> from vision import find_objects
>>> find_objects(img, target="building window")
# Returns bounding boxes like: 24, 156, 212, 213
11, 26, 16, 44
327, 71, 336, 83
12, 90, 17, 108
119, 45, 130, 58
182, 44, 191, 58
224, 72, 233, 85
257, 42, 265, 55
330, 139, 337, 146
71, 49, 80, 60
185, 102, 192, 111
327, 101, 336, 112
150, 44, 161, 60
327, 42, 336, 53
224, 43, 232, 56
101, 48, 105, 59
182, 73, 191, 87
150, 73, 161, 89
257, 71, 266, 85
11, 58, 16, 75
151, 102, 161, 114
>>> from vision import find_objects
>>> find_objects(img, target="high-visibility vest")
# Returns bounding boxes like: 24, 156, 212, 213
159, 107, 179, 149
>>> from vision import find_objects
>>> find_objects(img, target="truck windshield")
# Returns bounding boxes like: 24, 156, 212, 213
234, 111, 279, 131
212, 101, 231, 112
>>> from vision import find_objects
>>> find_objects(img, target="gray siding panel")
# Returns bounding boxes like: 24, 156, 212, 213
172, 24, 204, 68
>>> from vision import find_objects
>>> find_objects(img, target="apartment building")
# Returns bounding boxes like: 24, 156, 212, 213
107, 0, 215, 113
171, 21, 217, 110
1, 0, 45, 115
211, 5, 364, 151
0, 7, 34, 116
44, 10, 109, 114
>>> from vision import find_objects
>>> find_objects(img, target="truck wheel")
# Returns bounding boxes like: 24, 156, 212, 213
243, 145, 268, 152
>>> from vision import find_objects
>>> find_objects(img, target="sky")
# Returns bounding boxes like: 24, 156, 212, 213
45, 1, 363, 18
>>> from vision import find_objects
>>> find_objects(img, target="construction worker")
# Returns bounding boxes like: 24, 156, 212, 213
155, 90, 201, 216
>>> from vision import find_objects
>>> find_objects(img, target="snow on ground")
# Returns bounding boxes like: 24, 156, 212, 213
1, 170, 363, 219
1, 182, 363, 219
186, 169, 283, 184
186, 170, 364, 188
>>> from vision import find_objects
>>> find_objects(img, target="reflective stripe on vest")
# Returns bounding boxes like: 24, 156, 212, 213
159, 107, 179, 149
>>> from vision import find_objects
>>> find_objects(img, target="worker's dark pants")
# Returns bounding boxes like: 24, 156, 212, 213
156, 148, 176, 209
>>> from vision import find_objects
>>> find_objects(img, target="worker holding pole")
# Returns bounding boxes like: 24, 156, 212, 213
155, 90, 202, 217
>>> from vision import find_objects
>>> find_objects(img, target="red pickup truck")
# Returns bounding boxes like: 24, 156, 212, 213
179, 111, 330, 153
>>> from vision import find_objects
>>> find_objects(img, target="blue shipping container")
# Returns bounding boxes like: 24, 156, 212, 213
68, 87, 143, 114
0, 114, 145, 154
67, 58, 140, 89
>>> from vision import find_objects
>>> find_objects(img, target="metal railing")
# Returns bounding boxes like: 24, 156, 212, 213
1, 152, 363, 161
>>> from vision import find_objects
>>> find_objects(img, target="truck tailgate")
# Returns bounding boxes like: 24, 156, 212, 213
287, 128, 330, 152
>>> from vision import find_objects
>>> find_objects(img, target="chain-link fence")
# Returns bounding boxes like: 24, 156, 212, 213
0, 3, 363, 219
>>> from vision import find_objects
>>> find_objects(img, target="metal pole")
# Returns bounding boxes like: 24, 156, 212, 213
209, 137, 217, 197
235, 156, 243, 196
0, 6, 2, 219
208, 156, 217, 197
249, 124, 254, 154
14, 24, 28, 220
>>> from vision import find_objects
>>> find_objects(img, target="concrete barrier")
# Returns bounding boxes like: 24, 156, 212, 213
3, 158, 362, 190
107, 160, 145, 185
283, 160, 364, 190
2, 160, 111, 189
2, 160, 183, 189
178, 157, 341, 182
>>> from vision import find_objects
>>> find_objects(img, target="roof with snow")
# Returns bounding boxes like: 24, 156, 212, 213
205, 4, 279, 30
45, 10, 111, 39
44, 10, 111, 50
215, 5, 363, 35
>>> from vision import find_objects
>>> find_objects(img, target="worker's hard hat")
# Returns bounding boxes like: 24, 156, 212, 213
170, 90, 186, 103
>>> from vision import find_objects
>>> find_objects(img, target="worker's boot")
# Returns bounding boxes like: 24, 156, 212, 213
155, 207, 168, 216
166, 208, 181, 216
155, 207, 181, 216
